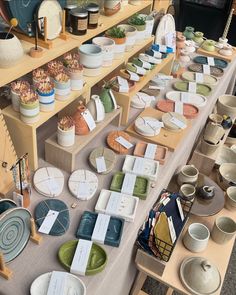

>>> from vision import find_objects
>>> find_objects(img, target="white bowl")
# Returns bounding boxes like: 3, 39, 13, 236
218, 95, 236, 120
215, 145, 236, 167
79, 44, 102, 69
217, 163, 236, 190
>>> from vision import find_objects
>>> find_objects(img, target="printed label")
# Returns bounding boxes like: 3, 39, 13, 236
82, 110, 96, 131
203, 65, 211, 75
91, 214, 110, 244
195, 73, 204, 83
127, 70, 140, 82
175, 101, 184, 115
77, 18, 88, 31
134, 64, 146, 75
46, 271, 67, 295
176, 197, 185, 221
89, 12, 99, 25
106, 192, 122, 214
96, 156, 107, 173
38, 210, 59, 234
180, 92, 190, 103
144, 143, 157, 160
115, 136, 133, 149
168, 216, 176, 244
77, 182, 90, 199
117, 76, 129, 93
188, 82, 197, 93
121, 173, 136, 195
170, 117, 187, 129
132, 157, 145, 174
207, 57, 215, 66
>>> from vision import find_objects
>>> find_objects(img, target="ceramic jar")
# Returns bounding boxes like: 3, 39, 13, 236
104, 0, 121, 16
211, 216, 236, 244
208, 113, 223, 124
183, 223, 210, 252
37, 87, 55, 112
198, 186, 215, 200
201, 39, 216, 52
79, 44, 103, 76
183, 26, 194, 40
67, 67, 84, 91
73, 103, 90, 135
0, 32, 23, 68
20, 100, 40, 124
179, 184, 196, 201
10, 81, 30, 112
193, 31, 204, 45
57, 125, 75, 147
54, 78, 71, 101
92, 37, 115, 67
225, 187, 236, 211
87, 94, 105, 122
177, 164, 199, 186
128, 19, 146, 44
100, 87, 116, 113
117, 24, 137, 51
203, 122, 225, 145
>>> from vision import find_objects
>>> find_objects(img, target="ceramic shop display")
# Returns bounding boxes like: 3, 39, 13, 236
139, 53, 162, 65
131, 92, 154, 109
193, 31, 205, 45
30, 271, 86, 295
20, 90, 40, 124
203, 122, 225, 145
156, 100, 199, 119
154, 14, 175, 47
117, 24, 137, 51
201, 39, 216, 52
183, 26, 194, 40
0, 199, 31, 262
225, 187, 236, 211
78, 44, 102, 76
34, 199, 69, 236
57, 116, 75, 147
180, 257, 221, 295
188, 63, 224, 78
126, 63, 147, 76
99, 85, 117, 113
122, 155, 159, 181
181, 71, 218, 86
165, 91, 207, 108
134, 116, 163, 137
131, 57, 154, 70
173, 81, 212, 96
217, 95, 236, 120
200, 137, 221, 156
183, 223, 210, 253
76, 211, 124, 247
105, 27, 126, 59
95, 189, 139, 222
128, 14, 146, 44
179, 184, 196, 202
10, 80, 30, 112
58, 240, 107, 275
162, 112, 187, 133
54, 72, 71, 101
104, 0, 121, 16
177, 165, 199, 186
87, 95, 105, 123
217, 163, 236, 190
73, 103, 91, 135
88, 147, 116, 174
69, 8, 88, 36
107, 131, 133, 154
92, 37, 115, 67
211, 216, 236, 244
194, 56, 228, 69
68, 169, 98, 200
33, 167, 64, 197
134, 142, 168, 165
216, 145, 236, 167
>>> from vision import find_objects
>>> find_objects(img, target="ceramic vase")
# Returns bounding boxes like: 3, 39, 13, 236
20, 100, 40, 124
73, 103, 90, 135
57, 125, 75, 147
54, 79, 71, 101
87, 94, 105, 122
100, 87, 115, 113
104, 0, 121, 16
117, 24, 137, 51
176, 35, 186, 51
183, 26, 195, 40
37, 89, 55, 112
92, 37, 115, 67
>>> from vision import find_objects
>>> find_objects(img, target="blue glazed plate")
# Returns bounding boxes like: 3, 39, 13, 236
193, 56, 228, 69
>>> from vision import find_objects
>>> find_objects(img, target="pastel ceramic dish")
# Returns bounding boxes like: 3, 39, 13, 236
211, 216, 236, 244
162, 112, 187, 132
217, 95, 236, 120
217, 163, 236, 190
188, 64, 224, 77
215, 145, 236, 167
194, 56, 228, 69
165, 91, 207, 108
173, 81, 212, 96
58, 240, 107, 275
181, 71, 218, 86
225, 187, 236, 211
134, 116, 163, 137
88, 147, 116, 174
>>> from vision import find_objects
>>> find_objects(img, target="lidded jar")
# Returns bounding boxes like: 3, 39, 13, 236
69, 8, 88, 35
86, 3, 100, 29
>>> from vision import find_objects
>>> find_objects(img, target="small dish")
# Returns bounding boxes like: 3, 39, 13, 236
134, 142, 168, 165
88, 147, 116, 174
162, 112, 187, 132
188, 64, 224, 77
181, 71, 218, 86
193, 56, 228, 69
131, 92, 154, 109
134, 116, 163, 137
107, 131, 133, 154
165, 91, 207, 108
173, 81, 212, 96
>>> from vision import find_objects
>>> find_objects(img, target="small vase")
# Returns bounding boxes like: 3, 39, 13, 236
20, 100, 40, 124
104, 0, 121, 16
87, 95, 105, 122
73, 103, 90, 135
100, 87, 115, 113
57, 125, 75, 147
183, 26, 195, 40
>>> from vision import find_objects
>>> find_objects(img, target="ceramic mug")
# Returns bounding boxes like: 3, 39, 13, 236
225, 186, 236, 211
183, 223, 210, 252
208, 113, 223, 125
203, 122, 225, 145
200, 137, 221, 155
211, 216, 236, 244
179, 184, 196, 201
177, 165, 199, 186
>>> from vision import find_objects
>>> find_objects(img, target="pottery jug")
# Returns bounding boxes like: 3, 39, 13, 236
177, 164, 199, 186
201, 40, 216, 52
87, 94, 105, 122
100, 87, 116, 113
203, 122, 225, 145
73, 102, 90, 135
183, 26, 194, 40
193, 31, 204, 45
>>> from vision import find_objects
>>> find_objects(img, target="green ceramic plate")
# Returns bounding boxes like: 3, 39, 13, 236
173, 81, 212, 96
181, 71, 218, 86
58, 240, 107, 276
193, 56, 228, 69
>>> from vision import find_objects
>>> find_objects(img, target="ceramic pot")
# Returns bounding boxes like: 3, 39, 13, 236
198, 186, 215, 200
57, 125, 75, 147
11, 83, 31, 112
193, 31, 204, 45
54, 79, 71, 101
117, 24, 137, 51
100, 87, 115, 113
92, 37, 115, 67
184, 40, 196, 53
37, 89, 55, 112
216, 37, 228, 49
0, 32, 23, 68
179, 184, 196, 201
73, 103, 90, 135
201, 39, 216, 52
200, 137, 221, 155
203, 122, 225, 145
211, 216, 236, 244
225, 186, 236, 211
218, 95, 236, 120
183, 26, 194, 40
177, 165, 199, 186
183, 223, 210, 252
104, 0, 121, 16
176, 35, 186, 51
221, 115, 233, 129
20, 100, 40, 124
67, 68, 83, 91
139, 14, 154, 39
217, 163, 236, 190
79, 44, 102, 70
208, 113, 223, 124
128, 20, 146, 44
105, 33, 126, 59
87, 94, 105, 122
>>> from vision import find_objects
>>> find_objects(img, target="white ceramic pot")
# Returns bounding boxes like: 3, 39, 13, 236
177, 164, 199, 186
114, 43, 126, 59
226, 186, 236, 211
20, 101, 40, 124
87, 94, 105, 122
217, 163, 236, 190
37, 89, 55, 112
179, 184, 196, 201
179, 49, 191, 63
211, 216, 236, 244
218, 95, 236, 120
54, 79, 71, 101
203, 122, 225, 145
79, 44, 103, 69
92, 37, 115, 67
68, 69, 84, 91
139, 14, 154, 39
117, 24, 137, 51
57, 125, 75, 147
0, 32, 23, 68
129, 0, 141, 5
200, 137, 221, 155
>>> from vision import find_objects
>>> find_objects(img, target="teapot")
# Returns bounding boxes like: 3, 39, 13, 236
201, 39, 216, 52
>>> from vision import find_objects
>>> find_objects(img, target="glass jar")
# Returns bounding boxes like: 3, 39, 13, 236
64, 4, 78, 27
69, 8, 88, 35
86, 3, 100, 29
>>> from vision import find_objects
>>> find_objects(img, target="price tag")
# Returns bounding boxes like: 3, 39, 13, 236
140, 59, 151, 70
46, 178, 59, 197
82, 110, 96, 131
174, 101, 184, 115
152, 50, 162, 59
195, 73, 204, 83
159, 44, 167, 53
170, 117, 187, 129
144, 143, 157, 160
162, 197, 170, 206
46, 271, 67, 295
176, 197, 185, 221
133, 64, 146, 75
180, 92, 190, 103
144, 119, 164, 129
149, 85, 164, 90
188, 82, 197, 93
168, 216, 176, 244
165, 32, 175, 48
203, 64, 211, 75
91, 214, 110, 244
132, 157, 145, 174
115, 136, 133, 149
117, 76, 129, 93
77, 182, 90, 199
207, 57, 215, 66
70, 239, 93, 276
96, 156, 107, 173
121, 173, 136, 195
106, 191, 122, 214
94, 97, 104, 122
38, 210, 59, 234
127, 70, 140, 82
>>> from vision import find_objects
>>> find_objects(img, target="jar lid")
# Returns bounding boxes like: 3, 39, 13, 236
86, 2, 99, 12
64, 4, 78, 10
70, 8, 88, 17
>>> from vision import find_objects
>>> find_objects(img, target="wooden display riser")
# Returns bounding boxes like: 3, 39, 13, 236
197, 46, 236, 63
45, 107, 122, 172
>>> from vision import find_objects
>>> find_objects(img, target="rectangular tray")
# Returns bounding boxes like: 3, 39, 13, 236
76, 211, 124, 247
134, 142, 168, 165
197, 46, 236, 63
95, 189, 139, 222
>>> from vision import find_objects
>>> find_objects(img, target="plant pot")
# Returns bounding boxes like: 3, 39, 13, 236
73, 104, 90, 135
105, 34, 126, 59
139, 14, 154, 39
200, 137, 221, 155
20, 100, 40, 124
129, 0, 141, 5
0, 32, 23, 68
67, 68, 83, 91
128, 21, 146, 44
117, 24, 137, 51
87, 94, 105, 122
57, 125, 75, 147
37, 89, 55, 112
104, 0, 121, 16
92, 37, 115, 67
79, 44, 103, 69
54, 79, 71, 101
100, 87, 116, 113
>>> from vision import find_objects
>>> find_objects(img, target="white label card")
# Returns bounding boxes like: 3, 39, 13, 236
170, 117, 187, 129
134, 64, 146, 75
162, 197, 170, 206
46, 178, 59, 196
159, 44, 167, 53
176, 197, 185, 221
91, 214, 110, 244
94, 98, 104, 122
152, 50, 162, 59
46, 271, 67, 295
175, 101, 184, 115
168, 216, 176, 244
77, 182, 90, 199
115, 136, 133, 149
38, 210, 59, 234
144, 143, 157, 160
188, 82, 197, 93
127, 70, 140, 82
195, 73, 204, 83
207, 57, 215, 66
165, 32, 175, 49
106, 192, 122, 214
82, 110, 96, 131
180, 92, 190, 103
117, 76, 129, 93
132, 157, 145, 174
70, 239, 93, 276
140, 59, 151, 70
203, 64, 211, 75
121, 173, 136, 195
96, 156, 107, 173
144, 119, 164, 129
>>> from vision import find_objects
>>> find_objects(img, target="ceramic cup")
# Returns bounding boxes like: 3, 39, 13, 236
211, 216, 236, 244
208, 113, 223, 125
200, 137, 221, 155
179, 184, 196, 201
177, 165, 199, 186
203, 122, 225, 145
183, 223, 210, 252
225, 186, 236, 211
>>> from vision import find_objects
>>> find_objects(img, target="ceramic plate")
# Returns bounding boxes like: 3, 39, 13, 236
173, 81, 212, 96
89, 147, 116, 174
135, 116, 163, 137
165, 91, 207, 108
0, 207, 31, 262
193, 56, 228, 69
162, 112, 187, 132
68, 169, 98, 200
30, 271, 86, 295
155, 14, 175, 46
107, 131, 132, 154
181, 71, 218, 86
131, 92, 154, 109
58, 240, 107, 275
188, 64, 224, 77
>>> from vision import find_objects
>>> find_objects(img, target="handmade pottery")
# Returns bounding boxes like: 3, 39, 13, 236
188, 63, 224, 77
217, 163, 236, 190
194, 56, 228, 69
37, 88, 55, 112
135, 116, 163, 137
87, 95, 105, 123
201, 39, 216, 52
117, 24, 137, 51
183, 223, 210, 252
218, 95, 236, 120
193, 31, 204, 45
162, 112, 187, 132
131, 92, 153, 109
208, 113, 223, 124
92, 37, 115, 67
221, 115, 233, 129
57, 125, 75, 147
105, 30, 126, 59
139, 14, 154, 39
183, 26, 194, 40
179, 184, 196, 201
89, 147, 116, 174
211, 216, 236, 244
203, 122, 225, 145
225, 186, 236, 211
215, 145, 236, 167
67, 67, 83, 91
181, 71, 218, 86
20, 100, 40, 124
128, 18, 146, 44
104, 0, 121, 16
184, 40, 196, 53
177, 165, 199, 186
173, 81, 212, 96
54, 78, 71, 101
10, 81, 30, 112
198, 186, 215, 200
79, 44, 102, 69
219, 44, 233, 56
179, 49, 191, 63
165, 91, 207, 108
107, 131, 132, 154
176, 34, 186, 52
200, 137, 221, 156
99, 87, 116, 113
73, 103, 90, 135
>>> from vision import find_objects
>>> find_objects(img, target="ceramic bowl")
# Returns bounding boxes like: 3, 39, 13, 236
217, 163, 236, 190
208, 113, 223, 124
78, 44, 102, 69
92, 37, 115, 67
179, 183, 196, 201
225, 186, 236, 211
200, 137, 221, 156
211, 216, 236, 244
215, 145, 236, 167
218, 95, 236, 120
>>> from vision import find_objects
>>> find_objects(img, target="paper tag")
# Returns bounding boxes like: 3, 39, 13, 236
121, 173, 136, 195
70, 239, 93, 276
188, 82, 197, 93
180, 92, 190, 103
144, 119, 164, 129
144, 143, 157, 160
46, 178, 59, 196
207, 57, 215, 66
91, 214, 110, 244
127, 70, 140, 82
77, 182, 90, 199
94, 97, 104, 122
96, 156, 107, 173
108, 89, 117, 110
106, 191, 122, 214
133, 64, 146, 75
159, 44, 167, 53
38, 210, 59, 234
115, 136, 133, 149
140, 60, 151, 70
203, 64, 211, 75
13, 192, 24, 207
162, 197, 170, 206
46, 271, 67, 295
168, 216, 176, 244
175, 101, 184, 115
165, 32, 174, 48
152, 50, 162, 59
132, 157, 145, 174
195, 73, 204, 83
149, 85, 164, 90
117, 76, 129, 93
82, 110, 96, 131
176, 197, 185, 221
170, 117, 187, 129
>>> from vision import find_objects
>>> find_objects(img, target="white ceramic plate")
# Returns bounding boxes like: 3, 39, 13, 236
165, 91, 207, 108
162, 112, 187, 132
38, 0, 62, 40
154, 14, 175, 46
131, 92, 154, 109
135, 116, 163, 137
30, 271, 86, 295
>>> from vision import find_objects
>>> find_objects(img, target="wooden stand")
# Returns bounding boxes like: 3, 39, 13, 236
30, 218, 42, 245
0, 253, 12, 280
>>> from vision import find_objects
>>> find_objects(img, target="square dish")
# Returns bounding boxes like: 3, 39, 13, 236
134, 142, 168, 165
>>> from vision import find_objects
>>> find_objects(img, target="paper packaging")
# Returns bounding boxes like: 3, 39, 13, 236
38, 210, 59, 234
127, 70, 139, 82
175, 101, 184, 115
132, 157, 145, 174
188, 82, 197, 93
203, 64, 211, 75
207, 57, 215, 66
121, 173, 136, 195
91, 213, 110, 244
170, 117, 187, 129
117, 76, 129, 93
195, 73, 204, 83
82, 110, 96, 131
46, 178, 59, 196
180, 92, 190, 103
46, 271, 67, 295
106, 191, 122, 214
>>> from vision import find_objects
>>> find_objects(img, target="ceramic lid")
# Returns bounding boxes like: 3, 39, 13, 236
70, 8, 88, 17
86, 3, 99, 12
180, 257, 221, 295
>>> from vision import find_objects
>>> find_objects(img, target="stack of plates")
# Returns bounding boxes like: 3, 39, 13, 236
135, 116, 163, 137
131, 92, 154, 109
162, 112, 187, 132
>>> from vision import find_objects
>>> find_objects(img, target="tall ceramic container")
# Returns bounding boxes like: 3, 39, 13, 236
67, 67, 84, 91
37, 89, 55, 112
20, 100, 40, 124
87, 95, 105, 122
10, 81, 30, 112
104, 0, 121, 16
73, 103, 90, 135
117, 24, 137, 51
100, 87, 116, 113
92, 37, 115, 67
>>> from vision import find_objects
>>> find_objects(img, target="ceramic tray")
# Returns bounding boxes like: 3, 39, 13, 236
110, 172, 150, 200
89, 147, 116, 174
58, 240, 107, 276
134, 142, 168, 165
188, 64, 224, 77
162, 112, 187, 132
131, 92, 154, 109
193, 56, 228, 69
107, 131, 133, 154
165, 91, 207, 108
122, 155, 159, 181
135, 116, 163, 137
30, 271, 86, 295
181, 71, 218, 86
68, 169, 98, 200
95, 189, 139, 222
76, 211, 124, 247
111, 77, 135, 93
33, 167, 64, 198
156, 100, 199, 119
35, 199, 69, 236
173, 81, 212, 96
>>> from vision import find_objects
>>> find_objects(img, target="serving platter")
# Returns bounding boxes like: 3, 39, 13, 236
181, 71, 218, 86
188, 64, 224, 77
165, 91, 207, 108
134, 142, 168, 165
88, 147, 116, 175
173, 81, 212, 96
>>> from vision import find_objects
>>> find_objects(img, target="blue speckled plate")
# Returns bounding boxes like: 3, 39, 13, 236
193, 56, 228, 69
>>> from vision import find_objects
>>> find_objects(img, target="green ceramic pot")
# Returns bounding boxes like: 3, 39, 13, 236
99, 87, 114, 113
201, 40, 216, 52
193, 31, 204, 44
183, 26, 194, 40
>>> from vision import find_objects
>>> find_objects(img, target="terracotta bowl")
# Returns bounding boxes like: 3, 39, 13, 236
217, 163, 236, 190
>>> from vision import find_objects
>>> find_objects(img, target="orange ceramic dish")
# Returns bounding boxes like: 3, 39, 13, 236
107, 131, 132, 154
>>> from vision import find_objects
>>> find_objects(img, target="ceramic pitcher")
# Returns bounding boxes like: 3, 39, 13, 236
177, 164, 199, 186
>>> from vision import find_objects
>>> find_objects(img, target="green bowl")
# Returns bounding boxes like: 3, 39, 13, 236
58, 240, 107, 276
173, 81, 212, 96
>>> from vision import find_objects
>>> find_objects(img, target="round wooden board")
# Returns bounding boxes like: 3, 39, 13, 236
107, 131, 132, 154
89, 147, 116, 174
